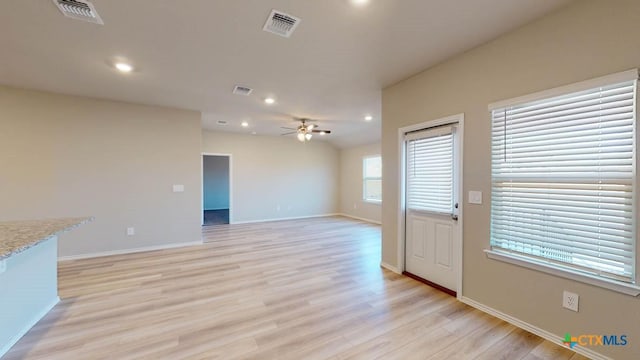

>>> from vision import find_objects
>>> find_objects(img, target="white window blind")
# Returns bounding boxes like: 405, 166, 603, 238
490, 74, 637, 283
406, 126, 454, 214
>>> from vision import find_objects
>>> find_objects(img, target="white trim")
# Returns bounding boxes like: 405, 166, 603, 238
231, 213, 340, 225
202, 153, 233, 225
460, 296, 613, 360
0, 296, 59, 358
485, 250, 640, 296
57, 241, 203, 261
362, 199, 382, 205
488, 68, 638, 110
397, 113, 465, 299
338, 213, 382, 225
380, 262, 401, 274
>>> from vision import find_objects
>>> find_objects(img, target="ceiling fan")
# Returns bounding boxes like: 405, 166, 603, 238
281, 118, 331, 142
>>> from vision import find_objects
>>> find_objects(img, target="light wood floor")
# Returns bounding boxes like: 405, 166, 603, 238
5, 216, 588, 360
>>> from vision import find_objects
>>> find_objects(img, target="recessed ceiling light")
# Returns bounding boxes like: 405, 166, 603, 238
364, 115, 373, 121
251, 131, 257, 135
264, 97, 275, 105
241, 121, 249, 127
350, 0, 370, 6
114, 62, 133, 73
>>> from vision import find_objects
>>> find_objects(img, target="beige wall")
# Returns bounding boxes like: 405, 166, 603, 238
382, 0, 640, 358
339, 142, 381, 223
202, 131, 339, 223
0, 86, 202, 257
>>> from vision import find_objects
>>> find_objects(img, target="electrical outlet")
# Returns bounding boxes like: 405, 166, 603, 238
127, 227, 135, 236
353, 203, 357, 209
563, 290, 579, 312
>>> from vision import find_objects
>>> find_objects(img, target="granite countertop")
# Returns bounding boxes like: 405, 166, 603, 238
0, 217, 92, 260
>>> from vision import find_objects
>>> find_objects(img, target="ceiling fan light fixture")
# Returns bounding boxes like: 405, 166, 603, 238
297, 132, 306, 142
305, 133, 312, 141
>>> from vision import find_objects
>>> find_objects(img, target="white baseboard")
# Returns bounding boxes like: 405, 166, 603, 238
0, 296, 59, 358
337, 213, 382, 225
460, 296, 612, 360
58, 241, 203, 261
380, 262, 401, 274
231, 213, 340, 225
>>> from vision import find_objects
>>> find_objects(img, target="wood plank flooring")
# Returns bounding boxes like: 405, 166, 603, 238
4, 216, 588, 359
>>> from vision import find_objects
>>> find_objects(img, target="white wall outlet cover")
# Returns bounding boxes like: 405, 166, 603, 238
172, 184, 185, 192
562, 290, 579, 312
468, 191, 483, 204
127, 227, 135, 236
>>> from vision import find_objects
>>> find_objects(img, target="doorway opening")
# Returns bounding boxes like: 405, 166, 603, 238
202, 154, 231, 226
397, 114, 464, 298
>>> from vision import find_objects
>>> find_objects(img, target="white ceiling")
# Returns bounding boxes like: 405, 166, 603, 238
0, 0, 570, 148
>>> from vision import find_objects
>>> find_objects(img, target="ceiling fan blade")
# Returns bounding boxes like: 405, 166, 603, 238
281, 131, 297, 136
280, 126, 296, 130
312, 129, 331, 134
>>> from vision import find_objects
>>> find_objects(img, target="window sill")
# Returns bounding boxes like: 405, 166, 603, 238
485, 249, 640, 297
363, 199, 382, 205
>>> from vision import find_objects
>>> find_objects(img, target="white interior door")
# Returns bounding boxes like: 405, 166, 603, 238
405, 124, 459, 292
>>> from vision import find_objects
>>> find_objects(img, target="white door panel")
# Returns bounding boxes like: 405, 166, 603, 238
434, 222, 452, 268
406, 211, 457, 290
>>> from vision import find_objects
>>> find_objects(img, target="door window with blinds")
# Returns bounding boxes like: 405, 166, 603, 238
406, 125, 457, 216
489, 70, 638, 289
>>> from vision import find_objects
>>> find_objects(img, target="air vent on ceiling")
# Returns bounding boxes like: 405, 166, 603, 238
263, 9, 301, 38
217, 120, 228, 126
53, 0, 104, 25
233, 85, 253, 96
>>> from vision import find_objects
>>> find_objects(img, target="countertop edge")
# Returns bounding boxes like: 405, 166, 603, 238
0, 217, 94, 260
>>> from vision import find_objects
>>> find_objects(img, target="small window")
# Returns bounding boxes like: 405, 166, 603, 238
488, 69, 638, 294
363, 156, 382, 202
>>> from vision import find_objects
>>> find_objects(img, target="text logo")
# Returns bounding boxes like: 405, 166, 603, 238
564, 333, 627, 348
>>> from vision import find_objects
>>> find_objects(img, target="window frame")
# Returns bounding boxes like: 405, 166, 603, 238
486, 69, 640, 296
363, 155, 382, 203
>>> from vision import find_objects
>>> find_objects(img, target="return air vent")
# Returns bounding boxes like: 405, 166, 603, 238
233, 85, 253, 96
263, 9, 301, 38
53, 0, 104, 25
217, 120, 228, 126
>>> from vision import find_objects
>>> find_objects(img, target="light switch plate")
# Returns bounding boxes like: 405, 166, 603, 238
468, 191, 483, 204
172, 184, 185, 193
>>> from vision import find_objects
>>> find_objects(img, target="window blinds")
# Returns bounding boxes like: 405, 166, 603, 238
490, 76, 637, 282
406, 126, 454, 214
